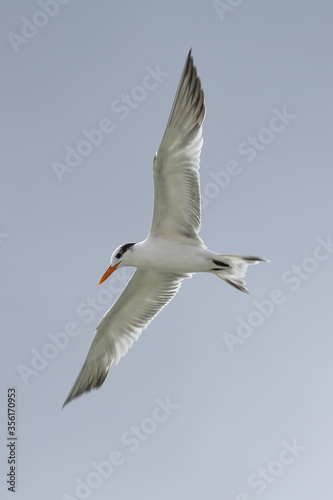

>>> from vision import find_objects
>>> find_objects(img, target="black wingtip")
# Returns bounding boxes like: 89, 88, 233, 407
62, 396, 70, 410
62, 386, 80, 409
185, 48, 193, 66
62, 390, 82, 409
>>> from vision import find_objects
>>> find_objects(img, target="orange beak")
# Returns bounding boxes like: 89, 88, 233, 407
98, 262, 121, 285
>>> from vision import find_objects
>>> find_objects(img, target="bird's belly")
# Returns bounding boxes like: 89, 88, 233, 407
134, 239, 210, 273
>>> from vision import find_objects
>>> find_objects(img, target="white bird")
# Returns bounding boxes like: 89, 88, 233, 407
63, 50, 266, 408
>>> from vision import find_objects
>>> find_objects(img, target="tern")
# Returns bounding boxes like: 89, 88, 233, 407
63, 50, 266, 408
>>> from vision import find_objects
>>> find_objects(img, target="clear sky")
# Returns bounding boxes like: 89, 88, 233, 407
1, 1, 333, 499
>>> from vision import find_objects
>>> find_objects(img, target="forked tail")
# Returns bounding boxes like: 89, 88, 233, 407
212, 255, 267, 294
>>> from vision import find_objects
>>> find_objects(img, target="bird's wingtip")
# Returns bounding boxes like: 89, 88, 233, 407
62, 393, 73, 410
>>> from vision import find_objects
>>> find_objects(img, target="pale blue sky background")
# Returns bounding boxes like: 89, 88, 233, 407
1, 1, 333, 499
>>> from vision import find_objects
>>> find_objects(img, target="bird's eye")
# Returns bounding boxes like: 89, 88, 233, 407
115, 252, 121, 259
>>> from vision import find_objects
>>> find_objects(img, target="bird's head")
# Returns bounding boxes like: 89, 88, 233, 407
99, 243, 136, 285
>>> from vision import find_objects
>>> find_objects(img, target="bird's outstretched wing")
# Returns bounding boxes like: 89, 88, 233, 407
150, 50, 205, 245
63, 269, 190, 407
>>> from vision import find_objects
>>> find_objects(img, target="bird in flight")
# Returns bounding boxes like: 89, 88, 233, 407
63, 50, 266, 408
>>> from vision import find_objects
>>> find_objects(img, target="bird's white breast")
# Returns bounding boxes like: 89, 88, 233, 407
127, 237, 212, 273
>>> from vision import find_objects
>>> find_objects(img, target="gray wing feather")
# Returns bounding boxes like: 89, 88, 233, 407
63, 269, 190, 407
150, 50, 205, 244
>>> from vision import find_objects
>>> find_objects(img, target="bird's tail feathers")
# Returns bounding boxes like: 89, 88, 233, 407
212, 255, 268, 294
